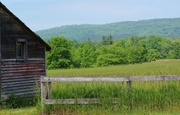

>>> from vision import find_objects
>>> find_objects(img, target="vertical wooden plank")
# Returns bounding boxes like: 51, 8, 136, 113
47, 82, 52, 99
126, 77, 132, 110
0, 18, 2, 100
126, 81, 131, 89
41, 77, 46, 115
44, 47, 47, 76
126, 77, 131, 89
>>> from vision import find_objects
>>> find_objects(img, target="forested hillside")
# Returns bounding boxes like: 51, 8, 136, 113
36, 18, 180, 41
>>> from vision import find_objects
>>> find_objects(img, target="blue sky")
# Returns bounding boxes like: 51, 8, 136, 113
1, 0, 180, 31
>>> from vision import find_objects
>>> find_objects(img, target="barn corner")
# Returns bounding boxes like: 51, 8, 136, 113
0, 2, 51, 103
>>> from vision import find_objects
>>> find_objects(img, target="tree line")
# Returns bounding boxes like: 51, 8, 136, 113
46, 35, 180, 69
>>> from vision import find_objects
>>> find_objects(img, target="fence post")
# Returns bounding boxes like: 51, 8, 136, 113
47, 81, 52, 99
41, 77, 47, 115
126, 77, 131, 89
126, 77, 132, 110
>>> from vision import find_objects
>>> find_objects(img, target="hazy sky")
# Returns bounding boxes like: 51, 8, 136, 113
1, 0, 180, 31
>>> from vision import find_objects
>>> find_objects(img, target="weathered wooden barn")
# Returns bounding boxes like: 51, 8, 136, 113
0, 2, 51, 100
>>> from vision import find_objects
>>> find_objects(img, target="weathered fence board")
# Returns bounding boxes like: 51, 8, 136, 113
44, 98, 119, 105
129, 76, 180, 81
41, 76, 180, 83
41, 77, 127, 82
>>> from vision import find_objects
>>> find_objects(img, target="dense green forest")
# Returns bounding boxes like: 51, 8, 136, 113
36, 18, 180, 41
46, 35, 180, 69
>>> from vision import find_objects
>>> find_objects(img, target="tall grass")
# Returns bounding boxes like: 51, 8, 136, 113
43, 81, 180, 114
42, 59, 180, 114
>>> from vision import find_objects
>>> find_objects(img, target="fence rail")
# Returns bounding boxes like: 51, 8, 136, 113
41, 76, 180, 115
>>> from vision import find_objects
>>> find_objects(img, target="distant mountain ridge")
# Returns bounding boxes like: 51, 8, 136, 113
36, 18, 180, 41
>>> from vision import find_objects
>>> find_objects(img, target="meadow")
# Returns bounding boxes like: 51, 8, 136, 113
47, 59, 180, 77
0, 59, 180, 115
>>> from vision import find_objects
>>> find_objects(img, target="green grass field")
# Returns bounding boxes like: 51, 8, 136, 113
1, 59, 180, 115
47, 59, 180, 77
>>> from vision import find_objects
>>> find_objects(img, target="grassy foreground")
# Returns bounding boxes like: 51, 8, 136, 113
0, 59, 180, 115
0, 107, 36, 115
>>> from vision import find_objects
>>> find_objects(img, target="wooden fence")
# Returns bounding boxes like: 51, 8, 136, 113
41, 76, 180, 114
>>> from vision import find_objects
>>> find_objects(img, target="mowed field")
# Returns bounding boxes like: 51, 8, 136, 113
0, 59, 180, 115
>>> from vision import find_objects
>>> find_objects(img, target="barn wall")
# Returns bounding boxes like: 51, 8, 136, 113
0, 6, 47, 99
0, 8, 45, 59
1, 60, 45, 99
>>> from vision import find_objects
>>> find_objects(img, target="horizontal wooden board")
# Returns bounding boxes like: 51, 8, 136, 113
44, 98, 118, 105
41, 77, 128, 82
41, 76, 180, 82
